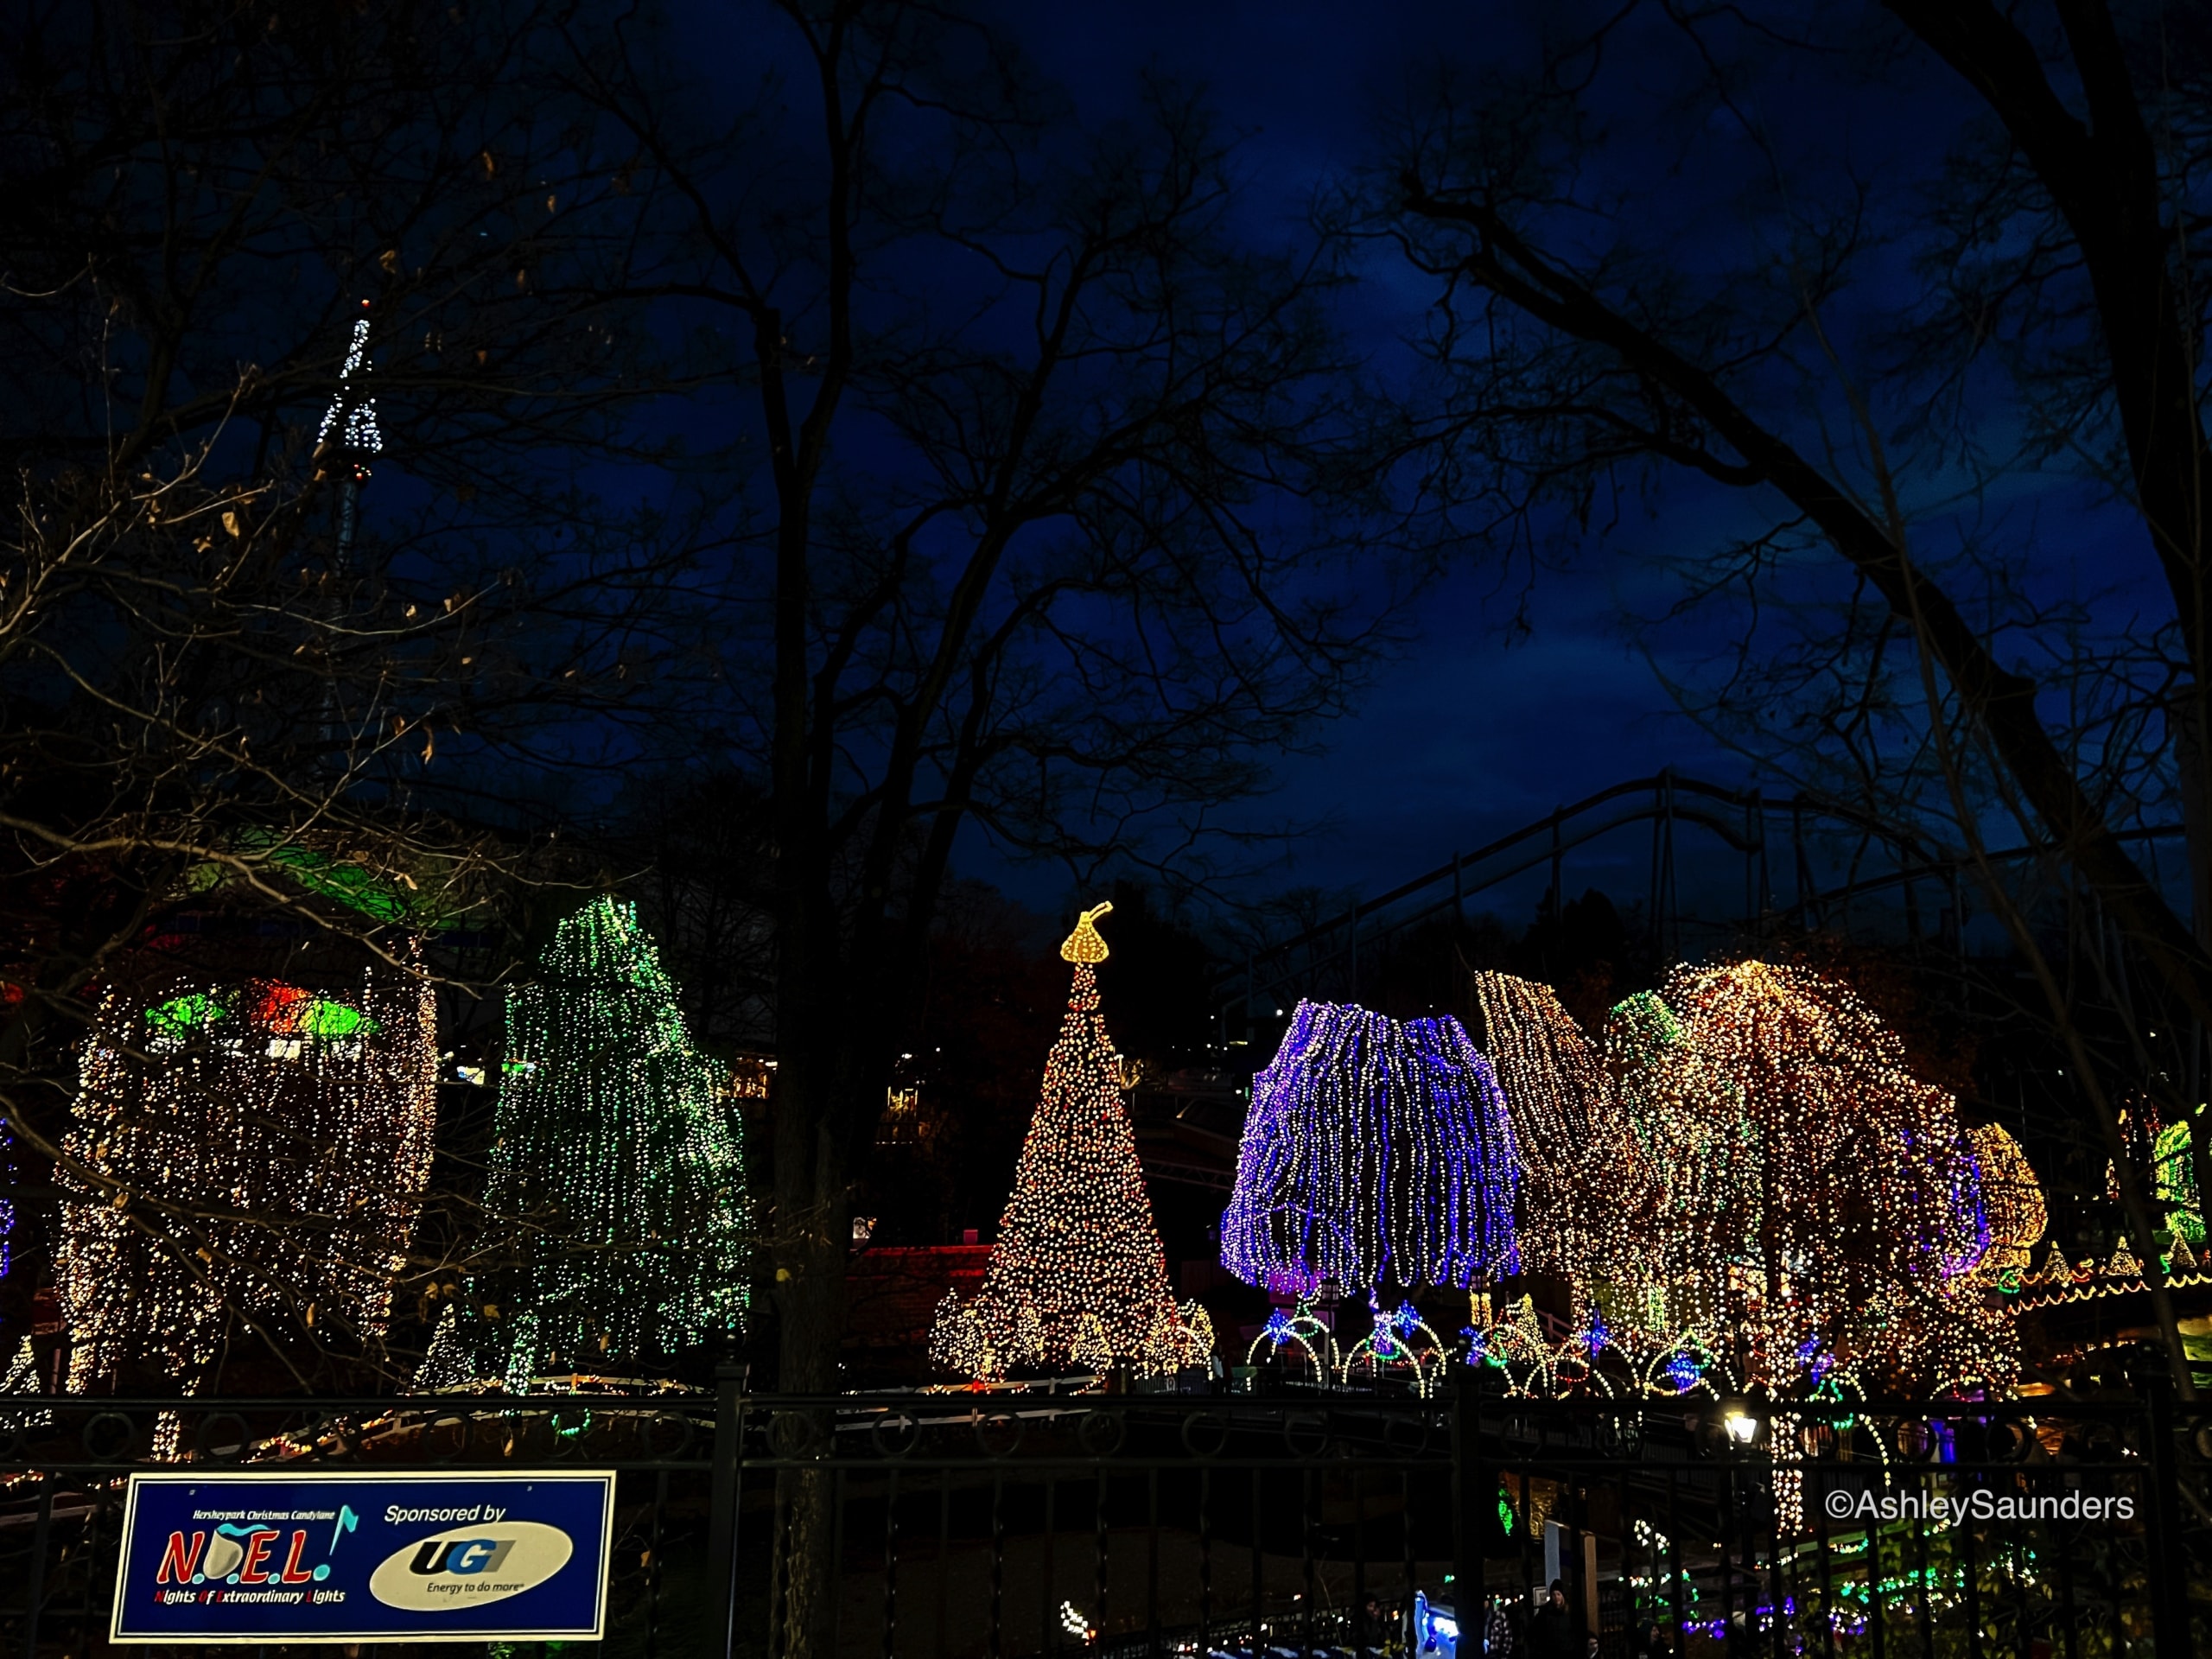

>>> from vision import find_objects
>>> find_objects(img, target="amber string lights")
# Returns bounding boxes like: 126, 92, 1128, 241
1468, 971, 1662, 1316
1342, 960, 2046, 1408
61, 965, 438, 1393
1483, 962, 2017, 1397
931, 905, 1210, 1381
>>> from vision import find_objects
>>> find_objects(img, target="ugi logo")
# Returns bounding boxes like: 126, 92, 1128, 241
369, 1521, 574, 1611
410, 1536, 514, 1577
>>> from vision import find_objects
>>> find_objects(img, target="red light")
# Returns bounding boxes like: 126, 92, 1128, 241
252, 983, 310, 1033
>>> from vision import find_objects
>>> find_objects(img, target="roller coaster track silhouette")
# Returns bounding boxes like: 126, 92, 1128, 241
1216, 768, 2185, 1024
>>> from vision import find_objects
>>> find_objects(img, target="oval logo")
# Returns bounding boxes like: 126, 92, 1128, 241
369, 1521, 574, 1611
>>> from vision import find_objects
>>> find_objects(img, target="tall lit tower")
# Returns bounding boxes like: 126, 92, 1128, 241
315, 300, 383, 572
313, 300, 384, 766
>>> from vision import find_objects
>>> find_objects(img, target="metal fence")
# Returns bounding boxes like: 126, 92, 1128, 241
0, 1370, 2204, 1656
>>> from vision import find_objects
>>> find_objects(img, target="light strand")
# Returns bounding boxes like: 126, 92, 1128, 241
479, 896, 749, 1380
1221, 999, 1520, 1293
931, 910, 1205, 1380
61, 962, 437, 1392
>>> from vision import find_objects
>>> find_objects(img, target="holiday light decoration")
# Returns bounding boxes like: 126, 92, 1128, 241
1244, 1297, 1340, 1383
2152, 1121, 2202, 1245
1452, 962, 2021, 1402
1148, 1299, 1215, 1375
1596, 963, 2006, 1395
1338, 1300, 1452, 1395
928, 905, 1207, 1380
478, 897, 748, 1380
61, 964, 438, 1393
413, 1305, 475, 1392
1220, 1001, 1519, 1293
317, 303, 383, 563
317, 310, 385, 462
0, 1337, 48, 1430
502, 1312, 542, 1395
1465, 1287, 1736, 1402
1467, 972, 1660, 1300
1967, 1122, 2049, 1276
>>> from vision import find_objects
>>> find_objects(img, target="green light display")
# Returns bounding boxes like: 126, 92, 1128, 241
478, 896, 749, 1381
298, 998, 373, 1040
2154, 1121, 2203, 1245
145, 992, 226, 1038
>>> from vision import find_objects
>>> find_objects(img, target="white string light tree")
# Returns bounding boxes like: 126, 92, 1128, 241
478, 897, 750, 1386
930, 905, 1211, 1382
1467, 971, 1662, 1368
1570, 963, 2011, 1398
61, 967, 439, 1395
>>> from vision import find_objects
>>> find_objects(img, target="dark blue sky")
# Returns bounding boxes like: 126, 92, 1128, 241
974, 0, 2169, 934
984, 0, 1748, 918
645, 0, 2166, 933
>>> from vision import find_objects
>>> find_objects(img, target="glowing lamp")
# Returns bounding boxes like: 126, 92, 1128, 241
1720, 1398, 1761, 1445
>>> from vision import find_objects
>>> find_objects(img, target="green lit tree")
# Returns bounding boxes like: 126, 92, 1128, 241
480, 897, 749, 1381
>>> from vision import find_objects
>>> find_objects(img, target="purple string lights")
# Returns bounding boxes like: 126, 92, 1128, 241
1221, 1000, 1521, 1293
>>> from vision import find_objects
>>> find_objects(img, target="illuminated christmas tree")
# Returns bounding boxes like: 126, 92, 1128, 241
412, 1305, 476, 1392
0, 1336, 48, 1430
61, 967, 439, 1393
930, 904, 1208, 1379
480, 897, 748, 1381
1220, 1000, 1520, 1294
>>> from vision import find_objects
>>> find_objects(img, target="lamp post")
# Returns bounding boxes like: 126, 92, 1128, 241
1706, 1396, 1767, 1649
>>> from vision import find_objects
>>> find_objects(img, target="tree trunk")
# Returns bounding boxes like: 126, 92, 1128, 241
770, 1233, 845, 1659
2172, 690, 2212, 1283
766, 960, 874, 1659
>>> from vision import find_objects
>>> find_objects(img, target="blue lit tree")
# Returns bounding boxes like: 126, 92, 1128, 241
1221, 999, 1521, 1294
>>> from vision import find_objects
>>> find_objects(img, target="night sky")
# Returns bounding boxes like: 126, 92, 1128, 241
963, 1, 1744, 917
654, 0, 2169, 931
970, 1, 2162, 926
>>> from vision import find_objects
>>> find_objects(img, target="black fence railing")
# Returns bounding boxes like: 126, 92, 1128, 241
0, 1372, 2204, 1656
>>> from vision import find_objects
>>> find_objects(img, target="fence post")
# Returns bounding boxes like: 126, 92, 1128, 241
1452, 1358, 1485, 1646
2143, 1374, 2190, 1656
708, 1361, 749, 1658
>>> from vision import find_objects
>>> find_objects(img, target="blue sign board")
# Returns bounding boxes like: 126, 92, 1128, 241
110, 1470, 613, 1645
